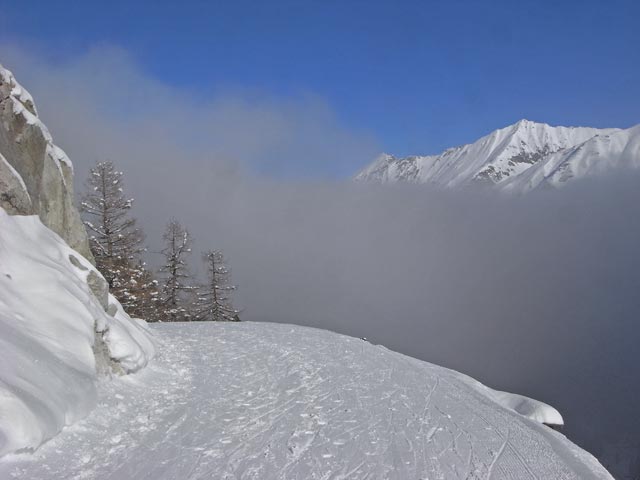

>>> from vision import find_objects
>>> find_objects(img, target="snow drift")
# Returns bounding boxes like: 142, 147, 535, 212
0, 209, 155, 457
438, 362, 564, 428
488, 390, 563, 427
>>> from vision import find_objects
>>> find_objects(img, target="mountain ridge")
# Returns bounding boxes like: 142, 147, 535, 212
355, 119, 640, 192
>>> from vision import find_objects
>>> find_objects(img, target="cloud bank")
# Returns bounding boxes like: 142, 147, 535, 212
2, 45, 639, 475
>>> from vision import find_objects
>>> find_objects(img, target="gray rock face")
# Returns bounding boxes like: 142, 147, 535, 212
92, 323, 126, 377
68, 253, 89, 271
0, 152, 32, 214
0, 64, 93, 262
86, 270, 110, 311
68, 253, 110, 311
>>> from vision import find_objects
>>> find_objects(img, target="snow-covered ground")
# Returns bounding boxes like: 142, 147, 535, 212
0, 322, 612, 479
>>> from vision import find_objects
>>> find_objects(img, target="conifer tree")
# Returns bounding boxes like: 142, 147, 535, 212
194, 250, 240, 321
81, 161, 158, 318
159, 219, 195, 321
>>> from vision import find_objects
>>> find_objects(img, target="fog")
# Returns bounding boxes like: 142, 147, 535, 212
2, 45, 639, 474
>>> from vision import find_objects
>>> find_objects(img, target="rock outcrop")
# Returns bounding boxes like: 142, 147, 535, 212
0, 64, 93, 261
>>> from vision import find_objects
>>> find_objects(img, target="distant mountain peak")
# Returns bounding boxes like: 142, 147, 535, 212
355, 121, 639, 192
514, 118, 537, 127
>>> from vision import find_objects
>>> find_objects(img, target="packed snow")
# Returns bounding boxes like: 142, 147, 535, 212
355, 119, 640, 192
0, 322, 611, 479
0, 209, 155, 457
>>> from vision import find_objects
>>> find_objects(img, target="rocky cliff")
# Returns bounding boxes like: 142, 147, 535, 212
0, 64, 92, 261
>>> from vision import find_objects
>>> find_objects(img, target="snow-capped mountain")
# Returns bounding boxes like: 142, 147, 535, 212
355, 120, 640, 193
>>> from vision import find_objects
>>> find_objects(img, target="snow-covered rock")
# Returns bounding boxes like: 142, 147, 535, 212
0, 64, 92, 260
355, 119, 640, 193
0, 209, 156, 457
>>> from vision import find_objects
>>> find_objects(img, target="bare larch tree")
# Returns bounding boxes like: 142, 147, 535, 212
195, 250, 239, 321
159, 219, 195, 321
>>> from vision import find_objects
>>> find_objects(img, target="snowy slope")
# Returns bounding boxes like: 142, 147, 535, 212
0, 322, 612, 479
501, 124, 640, 192
355, 120, 640, 192
0, 209, 155, 457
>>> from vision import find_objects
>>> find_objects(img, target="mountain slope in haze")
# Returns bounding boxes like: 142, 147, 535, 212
355, 120, 640, 192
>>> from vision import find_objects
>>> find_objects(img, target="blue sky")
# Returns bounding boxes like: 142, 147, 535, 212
1, 0, 639, 171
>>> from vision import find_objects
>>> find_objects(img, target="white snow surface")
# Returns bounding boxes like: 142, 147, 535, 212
0, 209, 155, 458
355, 119, 640, 192
0, 322, 611, 479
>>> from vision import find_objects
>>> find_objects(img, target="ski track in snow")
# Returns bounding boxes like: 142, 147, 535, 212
0, 322, 607, 479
